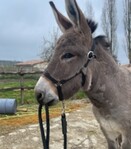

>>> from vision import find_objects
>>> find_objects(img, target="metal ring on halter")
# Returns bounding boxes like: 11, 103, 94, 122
87, 51, 96, 60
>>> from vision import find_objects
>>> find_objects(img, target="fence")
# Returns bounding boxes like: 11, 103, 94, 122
0, 71, 42, 104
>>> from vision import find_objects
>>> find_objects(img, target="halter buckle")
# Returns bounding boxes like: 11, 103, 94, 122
87, 51, 96, 60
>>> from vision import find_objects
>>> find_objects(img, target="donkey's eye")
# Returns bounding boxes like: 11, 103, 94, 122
62, 53, 74, 59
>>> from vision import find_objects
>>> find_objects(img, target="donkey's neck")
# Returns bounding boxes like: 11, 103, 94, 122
84, 43, 119, 109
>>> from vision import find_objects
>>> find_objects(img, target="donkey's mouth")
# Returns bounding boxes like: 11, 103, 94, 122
47, 99, 58, 106
35, 92, 58, 106
35, 91, 59, 106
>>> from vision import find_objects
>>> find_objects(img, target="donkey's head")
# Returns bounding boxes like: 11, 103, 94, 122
35, 0, 95, 105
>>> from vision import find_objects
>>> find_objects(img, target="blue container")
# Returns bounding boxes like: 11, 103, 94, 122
0, 99, 17, 114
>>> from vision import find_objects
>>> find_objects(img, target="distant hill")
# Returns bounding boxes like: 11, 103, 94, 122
0, 60, 21, 66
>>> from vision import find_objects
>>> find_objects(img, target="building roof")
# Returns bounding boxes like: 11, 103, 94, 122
16, 59, 45, 66
122, 64, 131, 71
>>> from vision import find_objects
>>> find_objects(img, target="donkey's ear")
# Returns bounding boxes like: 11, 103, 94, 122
49, 1, 72, 33
65, 0, 91, 37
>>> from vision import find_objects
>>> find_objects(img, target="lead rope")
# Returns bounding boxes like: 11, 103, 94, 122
38, 104, 50, 149
38, 93, 67, 149
61, 100, 67, 149
56, 84, 67, 149
38, 103, 67, 149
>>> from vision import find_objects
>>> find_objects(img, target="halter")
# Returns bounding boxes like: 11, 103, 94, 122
44, 40, 96, 95
38, 40, 96, 149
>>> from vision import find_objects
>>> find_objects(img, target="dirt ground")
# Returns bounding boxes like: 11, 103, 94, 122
0, 100, 107, 149
0, 100, 86, 135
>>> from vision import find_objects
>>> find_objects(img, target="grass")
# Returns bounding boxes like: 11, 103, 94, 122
72, 90, 87, 99
0, 74, 38, 104
0, 80, 36, 88
0, 90, 36, 104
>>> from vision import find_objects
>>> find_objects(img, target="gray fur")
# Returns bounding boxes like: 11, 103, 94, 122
35, 1, 131, 148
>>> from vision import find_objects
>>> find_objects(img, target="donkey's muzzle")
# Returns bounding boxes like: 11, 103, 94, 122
35, 91, 56, 106
34, 76, 59, 105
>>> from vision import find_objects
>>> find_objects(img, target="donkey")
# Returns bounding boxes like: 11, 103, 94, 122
35, 0, 131, 148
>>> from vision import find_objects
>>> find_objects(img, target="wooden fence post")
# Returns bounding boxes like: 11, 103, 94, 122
0, 71, 42, 105
19, 72, 25, 104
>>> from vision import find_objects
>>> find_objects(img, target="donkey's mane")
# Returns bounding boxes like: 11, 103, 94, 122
86, 19, 117, 62
86, 19, 98, 33
94, 35, 110, 49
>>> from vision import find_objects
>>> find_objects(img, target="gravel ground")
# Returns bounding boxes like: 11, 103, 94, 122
0, 104, 107, 149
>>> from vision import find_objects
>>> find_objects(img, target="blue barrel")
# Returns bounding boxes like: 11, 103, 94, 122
0, 99, 17, 114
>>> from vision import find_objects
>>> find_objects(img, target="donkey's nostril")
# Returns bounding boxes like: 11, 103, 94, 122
35, 92, 45, 103
37, 93, 42, 99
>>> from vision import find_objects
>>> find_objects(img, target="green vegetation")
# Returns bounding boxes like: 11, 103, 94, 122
0, 74, 38, 104
73, 90, 87, 99
0, 90, 36, 104
0, 79, 37, 89
0, 74, 86, 105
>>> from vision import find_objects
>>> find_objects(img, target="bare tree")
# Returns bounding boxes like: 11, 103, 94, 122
101, 0, 118, 55
41, 28, 60, 62
123, 0, 131, 64
85, 1, 94, 19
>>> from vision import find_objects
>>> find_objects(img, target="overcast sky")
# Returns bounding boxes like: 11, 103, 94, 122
0, 0, 129, 64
